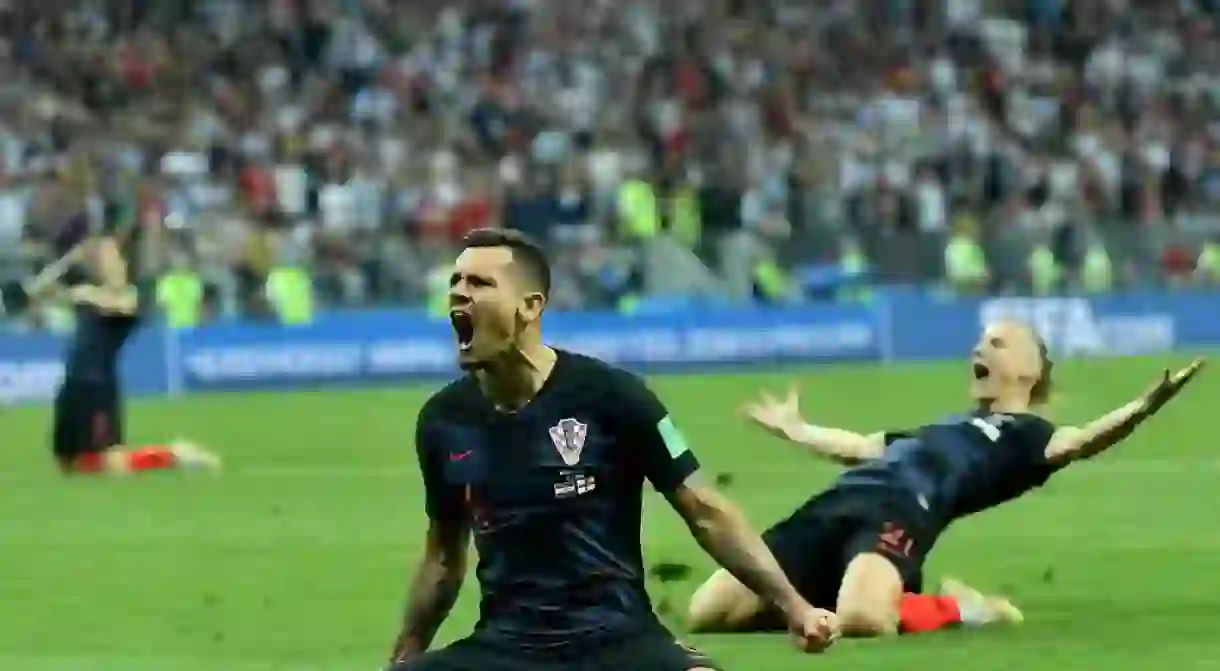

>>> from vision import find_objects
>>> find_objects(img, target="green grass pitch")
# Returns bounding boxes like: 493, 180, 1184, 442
1, 355, 1216, 670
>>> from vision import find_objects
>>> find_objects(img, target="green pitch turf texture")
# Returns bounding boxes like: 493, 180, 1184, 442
1, 356, 1216, 671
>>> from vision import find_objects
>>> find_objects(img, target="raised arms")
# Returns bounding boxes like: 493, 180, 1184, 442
742, 385, 885, 466
1045, 359, 1205, 465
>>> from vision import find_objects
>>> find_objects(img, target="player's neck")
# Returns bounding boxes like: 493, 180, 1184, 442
981, 394, 1031, 415
477, 341, 557, 412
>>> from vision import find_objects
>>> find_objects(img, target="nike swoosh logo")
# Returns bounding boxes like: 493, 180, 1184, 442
449, 450, 473, 461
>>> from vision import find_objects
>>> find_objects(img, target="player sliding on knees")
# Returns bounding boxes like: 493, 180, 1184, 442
686, 321, 1203, 638
387, 229, 838, 671
22, 223, 220, 475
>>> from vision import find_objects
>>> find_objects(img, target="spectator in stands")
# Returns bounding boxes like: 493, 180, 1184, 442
944, 213, 989, 295
1079, 230, 1115, 294
2, 0, 1220, 331
1196, 236, 1220, 285
157, 247, 204, 330
550, 163, 595, 246
265, 236, 314, 326
1027, 232, 1063, 296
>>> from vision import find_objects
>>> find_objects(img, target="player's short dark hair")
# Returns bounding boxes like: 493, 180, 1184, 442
1030, 332, 1054, 405
462, 228, 551, 298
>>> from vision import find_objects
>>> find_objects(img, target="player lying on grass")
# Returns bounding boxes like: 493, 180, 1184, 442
20, 223, 219, 475
686, 321, 1204, 638
387, 229, 837, 671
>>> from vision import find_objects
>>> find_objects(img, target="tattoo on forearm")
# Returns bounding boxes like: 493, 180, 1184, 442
400, 568, 463, 654
1079, 402, 1147, 457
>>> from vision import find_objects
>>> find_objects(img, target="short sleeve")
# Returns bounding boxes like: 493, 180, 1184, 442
1015, 415, 1057, 465
415, 401, 464, 522
883, 430, 915, 446
1006, 414, 1062, 482
611, 372, 700, 492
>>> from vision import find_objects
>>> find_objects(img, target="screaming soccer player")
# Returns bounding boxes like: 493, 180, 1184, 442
685, 321, 1203, 638
387, 229, 839, 671
24, 221, 220, 475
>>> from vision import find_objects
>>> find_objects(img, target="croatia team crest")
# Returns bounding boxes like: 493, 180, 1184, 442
548, 418, 588, 466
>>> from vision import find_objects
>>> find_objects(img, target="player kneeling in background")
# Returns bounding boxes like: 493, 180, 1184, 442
20, 224, 220, 475
686, 321, 1203, 638
387, 229, 838, 671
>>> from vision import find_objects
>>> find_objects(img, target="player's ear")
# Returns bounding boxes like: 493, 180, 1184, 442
518, 290, 546, 323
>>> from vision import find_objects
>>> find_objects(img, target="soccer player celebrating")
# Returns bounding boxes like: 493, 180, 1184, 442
28, 224, 220, 475
387, 229, 838, 671
685, 321, 1203, 638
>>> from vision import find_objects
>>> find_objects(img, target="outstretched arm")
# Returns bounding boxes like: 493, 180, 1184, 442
22, 242, 87, 298
1045, 359, 1205, 465
742, 385, 885, 466
67, 284, 139, 314
771, 425, 886, 467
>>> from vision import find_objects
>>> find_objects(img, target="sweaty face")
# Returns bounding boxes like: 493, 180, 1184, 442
448, 247, 527, 370
969, 322, 1042, 405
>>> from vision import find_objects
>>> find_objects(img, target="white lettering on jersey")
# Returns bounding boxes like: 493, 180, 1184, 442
969, 418, 1001, 442
969, 414, 1014, 442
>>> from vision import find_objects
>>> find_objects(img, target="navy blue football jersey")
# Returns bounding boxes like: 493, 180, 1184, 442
63, 304, 139, 383
415, 351, 699, 648
834, 410, 1062, 528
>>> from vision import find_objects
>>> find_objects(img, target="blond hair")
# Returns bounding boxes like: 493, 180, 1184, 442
1029, 331, 1054, 406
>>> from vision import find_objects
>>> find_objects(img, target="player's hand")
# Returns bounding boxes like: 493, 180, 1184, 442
1141, 358, 1205, 416
385, 649, 411, 669
67, 285, 97, 304
386, 631, 415, 667
786, 602, 839, 654
742, 384, 804, 439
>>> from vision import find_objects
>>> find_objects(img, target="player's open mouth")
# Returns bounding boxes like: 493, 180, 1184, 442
972, 362, 991, 380
450, 311, 475, 352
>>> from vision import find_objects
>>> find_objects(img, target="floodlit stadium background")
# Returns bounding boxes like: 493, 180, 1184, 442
1, 1, 1218, 669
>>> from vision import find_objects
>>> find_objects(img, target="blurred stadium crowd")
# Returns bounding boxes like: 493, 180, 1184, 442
3, 0, 1220, 329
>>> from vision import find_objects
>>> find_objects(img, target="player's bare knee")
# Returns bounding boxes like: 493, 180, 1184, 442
837, 590, 900, 637
837, 553, 903, 637
686, 599, 739, 632
686, 582, 732, 630
684, 598, 722, 633
837, 602, 899, 637
686, 570, 759, 632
